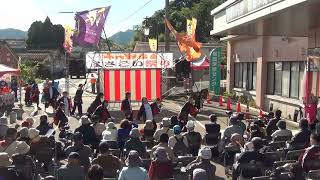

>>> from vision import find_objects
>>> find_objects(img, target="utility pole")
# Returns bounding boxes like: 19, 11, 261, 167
165, 0, 170, 52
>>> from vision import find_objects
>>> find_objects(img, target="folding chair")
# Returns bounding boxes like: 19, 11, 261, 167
285, 149, 304, 160
264, 151, 282, 168
239, 162, 264, 180
269, 141, 287, 150
109, 149, 121, 158
252, 176, 270, 180
177, 156, 197, 167
105, 140, 119, 149
308, 169, 320, 180
274, 136, 292, 142
273, 160, 296, 169
305, 159, 320, 171
142, 141, 155, 150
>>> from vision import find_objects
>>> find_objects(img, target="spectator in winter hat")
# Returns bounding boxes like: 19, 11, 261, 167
118, 150, 148, 180
124, 128, 146, 157
186, 147, 216, 180
153, 117, 174, 142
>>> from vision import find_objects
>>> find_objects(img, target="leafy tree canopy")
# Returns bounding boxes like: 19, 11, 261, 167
26, 17, 64, 49
133, 0, 224, 43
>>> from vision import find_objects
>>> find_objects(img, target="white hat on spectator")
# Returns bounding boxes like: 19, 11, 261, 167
161, 117, 171, 127
0, 152, 12, 167
28, 128, 40, 139
198, 146, 212, 160
80, 116, 91, 125
107, 122, 116, 129
186, 120, 195, 129
0, 117, 8, 125
130, 128, 140, 138
16, 141, 30, 155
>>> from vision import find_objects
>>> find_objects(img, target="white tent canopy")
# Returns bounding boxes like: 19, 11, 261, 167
0, 64, 20, 77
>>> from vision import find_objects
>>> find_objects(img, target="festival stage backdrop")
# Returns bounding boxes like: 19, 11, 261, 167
104, 69, 161, 102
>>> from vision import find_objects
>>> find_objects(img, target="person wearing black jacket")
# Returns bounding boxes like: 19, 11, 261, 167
232, 137, 265, 180
72, 84, 84, 116
121, 92, 133, 121
289, 118, 311, 149
75, 116, 98, 147
36, 115, 54, 135
87, 93, 104, 118
266, 110, 282, 137
93, 100, 112, 123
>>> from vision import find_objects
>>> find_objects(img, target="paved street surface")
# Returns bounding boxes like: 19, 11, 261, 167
9, 78, 300, 180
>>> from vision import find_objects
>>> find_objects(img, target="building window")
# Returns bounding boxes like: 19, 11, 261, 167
267, 63, 275, 94
234, 63, 240, 88
274, 62, 282, 95
282, 62, 290, 97
299, 62, 305, 99
267, 61, 304, 99
234, 62, 256, 90
242, 63, 247, 89
248, 62, 253, 90
290, 62, 300, 98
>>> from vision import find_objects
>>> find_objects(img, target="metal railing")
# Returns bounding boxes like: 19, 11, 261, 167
226, 0, 280, 22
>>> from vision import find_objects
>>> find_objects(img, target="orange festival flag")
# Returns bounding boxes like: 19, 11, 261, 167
164, 18, 202, 61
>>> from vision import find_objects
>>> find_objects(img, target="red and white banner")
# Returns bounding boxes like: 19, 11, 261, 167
86, 52, 173, 69
104, 69, 161, 102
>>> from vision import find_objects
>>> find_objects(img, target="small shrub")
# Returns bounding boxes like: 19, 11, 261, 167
223, 90, 238, 101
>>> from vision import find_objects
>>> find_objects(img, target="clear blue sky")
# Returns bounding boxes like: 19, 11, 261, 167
0, 0, 166, 37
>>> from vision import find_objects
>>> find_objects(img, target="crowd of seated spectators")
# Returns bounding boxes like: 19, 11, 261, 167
0, 108, 320, 180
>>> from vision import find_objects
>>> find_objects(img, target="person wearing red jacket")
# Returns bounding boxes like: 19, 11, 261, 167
24, 84, 32, 106
178, 97, 198, 130
121, 92, 133, 121
93, 100, 112, 123
148, 147, 173, 180
300, 133, 320, 172
31, 83, 40, 109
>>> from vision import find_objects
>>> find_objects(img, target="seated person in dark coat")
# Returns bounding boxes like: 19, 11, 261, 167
232, 137, 265, 180
266, 110, 282, 137
289, 118, 311, 149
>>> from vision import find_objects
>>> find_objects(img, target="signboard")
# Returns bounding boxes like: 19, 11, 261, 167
86, 52, 173, 69
209, 48, 221, 95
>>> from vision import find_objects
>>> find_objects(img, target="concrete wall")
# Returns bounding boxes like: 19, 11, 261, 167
227, 36, 308, 119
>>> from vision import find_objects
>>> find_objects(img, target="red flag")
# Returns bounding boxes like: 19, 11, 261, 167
164, 18, 202, 61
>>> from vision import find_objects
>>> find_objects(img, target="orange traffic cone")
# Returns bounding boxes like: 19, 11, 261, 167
227, 98, 231, 110
236, 101, 241, 113
207, 94, 211, 104
219, 96, 223, 106
259, 109, 264, 117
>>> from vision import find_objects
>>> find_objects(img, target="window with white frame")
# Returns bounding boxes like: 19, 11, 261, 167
267, 61, 305, 99
234, 62, 257, 90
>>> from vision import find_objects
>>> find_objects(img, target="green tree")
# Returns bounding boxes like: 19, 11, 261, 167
135, 0, 223, 43
19, 60, 39, 82
26, 17, 65, 49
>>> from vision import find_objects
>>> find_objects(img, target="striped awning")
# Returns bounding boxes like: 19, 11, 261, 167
104, 69, 161, 102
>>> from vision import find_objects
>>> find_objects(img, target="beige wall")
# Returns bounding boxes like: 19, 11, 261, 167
309, 27, 320, 48
227, 36, 308, 117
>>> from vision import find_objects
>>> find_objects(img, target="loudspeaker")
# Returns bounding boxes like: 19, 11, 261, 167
69, 60, 86, 77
